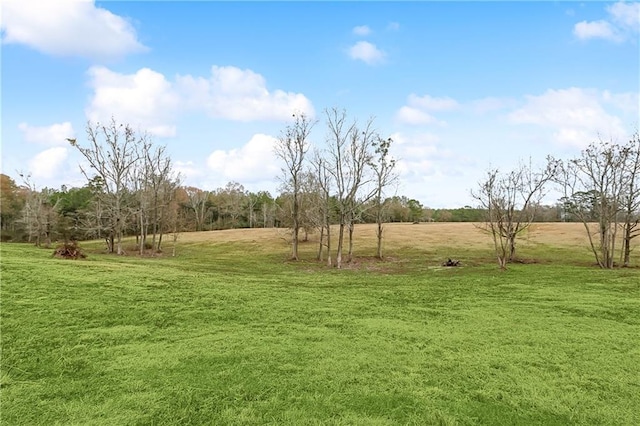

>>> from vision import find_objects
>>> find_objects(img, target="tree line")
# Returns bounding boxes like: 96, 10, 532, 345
0, 114, 637, 269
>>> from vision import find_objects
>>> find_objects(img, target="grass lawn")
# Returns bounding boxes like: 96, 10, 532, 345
1, 223, 639, 425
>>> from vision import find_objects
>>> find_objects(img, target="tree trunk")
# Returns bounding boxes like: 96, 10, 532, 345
622, 222, 636, 267
376, 221, 383, 259
326, 223, 332, 267
336, 222, 345, 268
508, 236, 516, 262
317, 226, 324, 261
139, 211, 145, 255
292, 225, 299, 261
347, 221, 354, 263
498, 255, 507, 270
291, 189, 300, 260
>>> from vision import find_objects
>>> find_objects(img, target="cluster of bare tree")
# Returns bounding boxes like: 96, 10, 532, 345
472, 157, 559, 269
16, 176, 60, 248
558, 133, 640, 268
275, 109, 398, 268
474, 132, 640, 269
68, 119, 181, 255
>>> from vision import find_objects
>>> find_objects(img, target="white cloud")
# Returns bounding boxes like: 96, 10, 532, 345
508, 88, 630, 147
206, 134, 279, 184
177, 66, 315, 121
0, 0, 146, 59
608, 1, 640, 30
408, 94, 459, 111
395, 106, 441, 126
86, 66, 180, 137
602, 90, 640, 113
348, 41, 385, 65
469, 97, 517, 114
573, 1, 639, 42
29, 147, 69, 179
390, 131, 475, 200
352, 25, 372, 36
18, 122, 75, 145
173, 161, 202, 181
573, 20, 621, 42
395, 94, 458, 125
84, 65, 314, 137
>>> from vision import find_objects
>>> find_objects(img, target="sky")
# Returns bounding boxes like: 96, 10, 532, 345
1, 0, 638, 208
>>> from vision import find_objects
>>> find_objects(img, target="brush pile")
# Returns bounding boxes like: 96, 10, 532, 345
52, 241, 86, 259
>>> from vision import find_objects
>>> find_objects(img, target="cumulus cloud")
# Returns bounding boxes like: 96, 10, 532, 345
84, 65, 314, 137
407, 94, 459, 111
395, 107, 441, 126
18, 122, 75, 145
608, 1, 640, 30
1, 0, 146, 59
573, 21, 621, 42
508, 87, 631, 147
352, 25, 372, 36
602, 90, 640, 113
206, 134, 280, 184
29, 147, 69, 179
573, 1, 640, 42
173, 160, 202, 181
348, 41, 385, 65
469, 97, 517, 114
86, 66, 180, 137
395, 94, 458, 125
177, 66, 314, 121
390, 132, 473, 184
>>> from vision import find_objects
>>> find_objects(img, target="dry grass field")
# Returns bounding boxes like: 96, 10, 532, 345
178, 222, 593, 247
175, 222, 637, 267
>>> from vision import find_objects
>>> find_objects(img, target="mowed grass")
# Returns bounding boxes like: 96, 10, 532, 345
1, 223, 639, 425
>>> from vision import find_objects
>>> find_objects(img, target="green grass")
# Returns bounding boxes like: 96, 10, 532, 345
1, 236, 639, 425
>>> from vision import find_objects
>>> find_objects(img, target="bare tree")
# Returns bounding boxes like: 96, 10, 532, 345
559, 137, 636, 268
369, 135, 398, 259
472, 158, 558, 269
143, 143, 178, 251
324, 108, 375, 268
81, 176, 113, 249
184, 186, 210, 231
68, 119, 141, 255
217, 181, 247, 228
18, 174, 58, 248
620, 132, 640, 266
274, 113, 314, 260
311, 152, 333, 266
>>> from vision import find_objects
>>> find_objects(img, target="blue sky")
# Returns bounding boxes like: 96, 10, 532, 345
2, 0, 638, 207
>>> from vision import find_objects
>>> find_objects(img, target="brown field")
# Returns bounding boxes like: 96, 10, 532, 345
180, 222, 587, 245
178, 222, 634, 253
170, 222, 640, 269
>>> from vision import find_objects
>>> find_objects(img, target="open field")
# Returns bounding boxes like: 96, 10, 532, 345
1, 223, 639, 425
